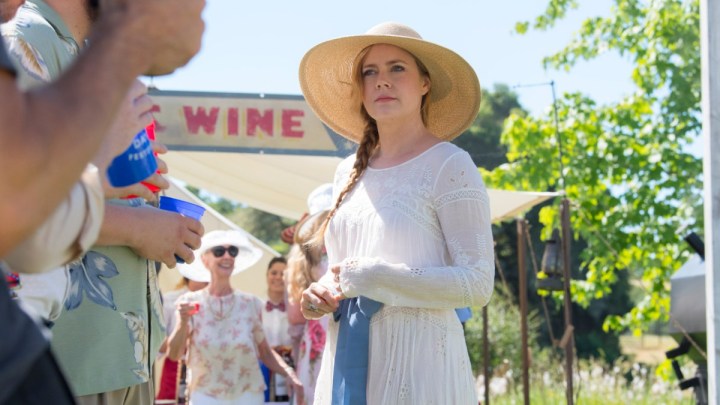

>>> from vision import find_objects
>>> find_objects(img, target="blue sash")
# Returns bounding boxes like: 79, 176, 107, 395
331, 296, 383, 405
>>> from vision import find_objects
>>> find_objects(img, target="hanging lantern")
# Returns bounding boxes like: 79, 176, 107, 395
538, 229, 564, 291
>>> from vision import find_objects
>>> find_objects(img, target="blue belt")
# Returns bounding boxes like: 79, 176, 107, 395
331, 296, 383, 405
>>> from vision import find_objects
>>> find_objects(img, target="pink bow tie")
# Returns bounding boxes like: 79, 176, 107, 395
266, 301, 286, 312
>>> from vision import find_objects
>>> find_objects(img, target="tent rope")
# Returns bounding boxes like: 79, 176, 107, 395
523, 224, 559, 347
494, 248, 510, 294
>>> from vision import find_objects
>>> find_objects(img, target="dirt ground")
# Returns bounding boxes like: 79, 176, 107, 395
619, 334, 679, 364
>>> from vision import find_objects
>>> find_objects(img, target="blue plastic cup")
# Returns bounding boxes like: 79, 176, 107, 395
106, 129, 158, 187
158, 196, 206, 263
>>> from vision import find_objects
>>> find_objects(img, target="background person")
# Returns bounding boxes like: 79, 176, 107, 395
167, 230, 304, 405
156, 276, 208, 403
298, 22, 495, 404
286, 209, 330, 405
261, 256, 294, 403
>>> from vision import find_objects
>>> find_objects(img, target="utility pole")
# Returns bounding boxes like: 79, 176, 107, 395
514, 81, 574, 404
518, 219, 530, 405
701, 0, 720, 402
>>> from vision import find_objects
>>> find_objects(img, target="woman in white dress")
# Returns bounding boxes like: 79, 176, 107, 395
298, 22, 494, 404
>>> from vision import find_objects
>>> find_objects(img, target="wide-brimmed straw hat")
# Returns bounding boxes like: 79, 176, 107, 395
299, 21, 481, 143
177, 230, 263, 282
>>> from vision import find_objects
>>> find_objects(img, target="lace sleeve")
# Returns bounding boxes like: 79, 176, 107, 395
337, 151, 495, 309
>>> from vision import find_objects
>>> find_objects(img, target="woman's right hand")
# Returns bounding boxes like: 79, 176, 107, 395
300, 282, 341, 320
177, 302, 198, 324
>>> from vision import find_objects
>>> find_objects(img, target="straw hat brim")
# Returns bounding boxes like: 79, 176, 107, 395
299, 30, 481, 143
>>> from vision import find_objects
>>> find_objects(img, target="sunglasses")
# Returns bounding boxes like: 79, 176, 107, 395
210, 245, 239, 258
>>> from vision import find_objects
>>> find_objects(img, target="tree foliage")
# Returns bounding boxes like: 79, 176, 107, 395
453, 84, 523, 170
460, 87, 633, 362
228, 206, 294, 255
184, 185, 294, 254
485, 0, 703, 333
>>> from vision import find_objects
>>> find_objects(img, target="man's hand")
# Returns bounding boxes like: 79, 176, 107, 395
125, 206, 204, 267
93, 79, 154, 171
98, 204, 203, 265
101, 141, 169, 201
99, 0, 206, 76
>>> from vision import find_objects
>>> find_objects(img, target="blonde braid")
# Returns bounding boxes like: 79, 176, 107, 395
310, 109, 379, 247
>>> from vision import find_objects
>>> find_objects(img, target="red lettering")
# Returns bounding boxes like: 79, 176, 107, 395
183, 106, 219, 135
247, 108, 273, 136
227, 108, 239, 136
281, 109, 304, 138
151, 104, 166, 132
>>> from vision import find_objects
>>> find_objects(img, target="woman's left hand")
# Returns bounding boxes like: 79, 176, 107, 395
285, 370, 305, 405
300, 282, 339, 319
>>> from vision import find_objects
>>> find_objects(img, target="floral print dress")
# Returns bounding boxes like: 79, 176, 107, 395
178, 289, 266, 401
295, 317, 327, 405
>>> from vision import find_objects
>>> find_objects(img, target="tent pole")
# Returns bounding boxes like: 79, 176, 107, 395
518, 218, 530, 405
483, 305, 490, 405
561, 199, 575, 404
701, 0, 720, 402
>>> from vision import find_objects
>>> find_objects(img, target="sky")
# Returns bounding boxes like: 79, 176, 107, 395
147, 0, 635, 116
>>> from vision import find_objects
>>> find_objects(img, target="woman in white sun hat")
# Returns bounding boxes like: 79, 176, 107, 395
298, 22, 495, 404
167, 230, 305, 405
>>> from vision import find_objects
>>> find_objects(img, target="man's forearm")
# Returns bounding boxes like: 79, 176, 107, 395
93, 204, 141, 247
0, 0, 204, 256
0, 11, 154, 255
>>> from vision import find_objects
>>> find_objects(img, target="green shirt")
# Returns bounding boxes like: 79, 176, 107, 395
1, 1, 166, 395
0, 0, 80, 90
52, 201, 166, 394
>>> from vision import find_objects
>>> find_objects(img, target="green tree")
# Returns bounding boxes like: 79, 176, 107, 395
185, 185, 238, 216
488, 0, 703, 333
228, 207, 294, 255
457, 86, 633, 363
184, 185, 294, 254
453, 84, 523, 170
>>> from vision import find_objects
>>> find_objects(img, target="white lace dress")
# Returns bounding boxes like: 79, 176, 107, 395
313, 142, 494, 404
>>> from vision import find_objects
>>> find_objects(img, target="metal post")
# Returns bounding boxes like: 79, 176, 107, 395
701, 0, 720, 402
518, 219, 530, 405
560, 199, 574, 404
483, 306, 490, 405
550, 80, 567, 190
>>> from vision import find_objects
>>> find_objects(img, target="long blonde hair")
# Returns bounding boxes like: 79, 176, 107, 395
287, 210, 330, 303
310, 45, 431, 246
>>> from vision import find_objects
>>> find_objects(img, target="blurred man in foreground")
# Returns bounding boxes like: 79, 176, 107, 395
0, 0, 205, 402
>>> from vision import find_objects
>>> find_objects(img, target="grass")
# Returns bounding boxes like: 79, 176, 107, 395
477, 352, 697, 404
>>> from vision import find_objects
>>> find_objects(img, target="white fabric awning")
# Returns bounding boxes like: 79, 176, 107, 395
163, 151, 558, 222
